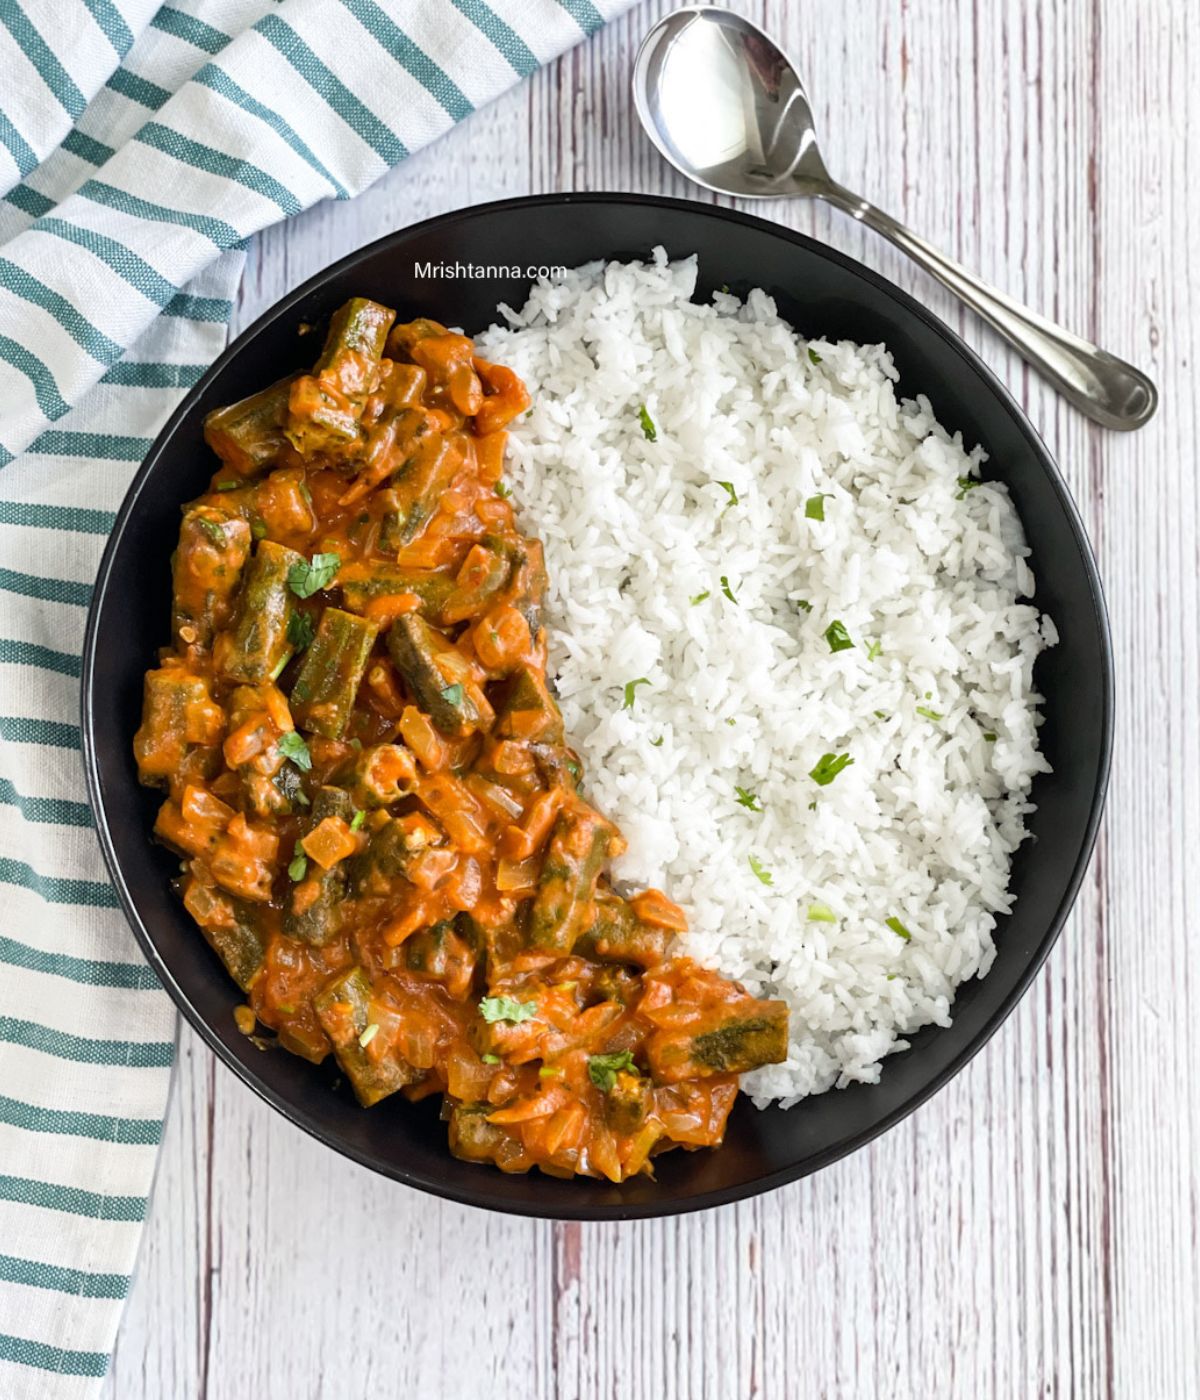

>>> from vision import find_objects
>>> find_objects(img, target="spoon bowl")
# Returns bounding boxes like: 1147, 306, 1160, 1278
634, 5, 830, 197
633, 5, 1158, 430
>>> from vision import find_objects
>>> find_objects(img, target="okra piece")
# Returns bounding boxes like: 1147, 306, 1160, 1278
441, 536, 516, 624
495, 663, 564, 744
528, 808, 613, 954
381, 431, 459, 546
204, 910, 266, 993
647, 999, 790, 1084
182, 876, 265, 991
171, 507, 251, 647
350, 815, 441, 897
203, 376, 295, 477
338, 562, 456, 621
605, 1071, 652, 1136
290, 607, 380, 738
386, 613, 482, 737
447, 1102, 507, 1166
315, 297, 395, 372
285, 299, 396, 459
215, 539, 303, 684
134, 665, 223, 786
577, 895, 668, 970
352, 743, 417, 808
285, 787, 355, 945
404, 919, 476, 998
313, 965, 419, 1107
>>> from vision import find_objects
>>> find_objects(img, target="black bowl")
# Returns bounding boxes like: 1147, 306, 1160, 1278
82, 193, 1113, 1219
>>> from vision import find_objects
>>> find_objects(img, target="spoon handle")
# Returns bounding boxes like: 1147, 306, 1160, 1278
819, 182, 1157, 430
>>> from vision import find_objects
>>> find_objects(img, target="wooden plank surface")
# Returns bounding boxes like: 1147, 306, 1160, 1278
103, 2, 1199, 1395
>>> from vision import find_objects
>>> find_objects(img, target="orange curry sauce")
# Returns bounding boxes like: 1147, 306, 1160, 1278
134, 298, 788, 1181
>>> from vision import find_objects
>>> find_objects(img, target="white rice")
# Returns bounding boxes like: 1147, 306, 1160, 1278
477, 250, 1054, 1108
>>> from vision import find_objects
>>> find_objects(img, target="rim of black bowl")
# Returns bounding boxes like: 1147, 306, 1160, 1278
82, 192, 1114, 1219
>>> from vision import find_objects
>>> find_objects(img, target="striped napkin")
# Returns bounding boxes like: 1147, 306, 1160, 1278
0, 0, 630, 1392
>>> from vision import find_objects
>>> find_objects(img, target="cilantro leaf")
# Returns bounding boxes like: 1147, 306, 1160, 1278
866, 638, 883, 660
715, 481, 738, 507
287, 849, 308, 881
287, 551, 340, 599
495, 481, 513, 499
916, 705, 943, 721
277, 731, 312, 772
479, 995, 538, 1025
720, 575, 738, 604
623, 678, 650, 710
287, 611, 315, 652
807, 901, 837, 923
735, 786, 762, 812
956, 476, 982, 500
809, 751, 854, 786
886, 916, 912, 941
748, 854, 774, 886
638, 405, 657, 442
824, 619, 854, 653
805, 493, 830, 521
690, 590, 710, 605
808, 346, 823, 365
588, 1049, 637, 1093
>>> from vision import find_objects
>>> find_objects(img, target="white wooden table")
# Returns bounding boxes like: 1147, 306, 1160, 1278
103, 3, 1199, 1394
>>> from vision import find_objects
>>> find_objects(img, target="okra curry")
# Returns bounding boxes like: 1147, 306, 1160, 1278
134, 297, 788, 1181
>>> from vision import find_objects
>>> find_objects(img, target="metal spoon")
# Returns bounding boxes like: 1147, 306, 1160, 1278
632, 6, 1157, 430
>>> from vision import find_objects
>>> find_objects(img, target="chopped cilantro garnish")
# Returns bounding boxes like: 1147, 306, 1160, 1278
638, 404, 657, 442
735, 786, 762, 812
286, 611, 315, 652
287, 551, 340, 599
748, 854, 774, 886
916, 706, 943, 721
690, 590, 710, 605
715, 480, 738, 507
956, 476, 983, 500
808, 346, 823, 365
824, 619, 854, 653
720, 575, 738, 604
479, 995, 538, 1025
796, 599, 813, 612
807, 902, 837, 923
588, 1049, 637, 1092
287, 850, 308, 882
886, 916, 912, 941
983, 731, 998, 742
874, 710, 889, 720
809, 751, 854, 786
623, 678, 650, 710
866, 639, 883, 660
277, 731, 312, 772
650, 736, 664, 747
805, 493, 831, 521
494, 481, 512, 499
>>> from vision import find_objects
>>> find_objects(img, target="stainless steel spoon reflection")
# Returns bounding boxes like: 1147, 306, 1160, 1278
633, 6, 1157, 430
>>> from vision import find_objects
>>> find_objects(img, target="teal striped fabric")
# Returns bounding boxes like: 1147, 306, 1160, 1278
0, 0, 629, 1393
